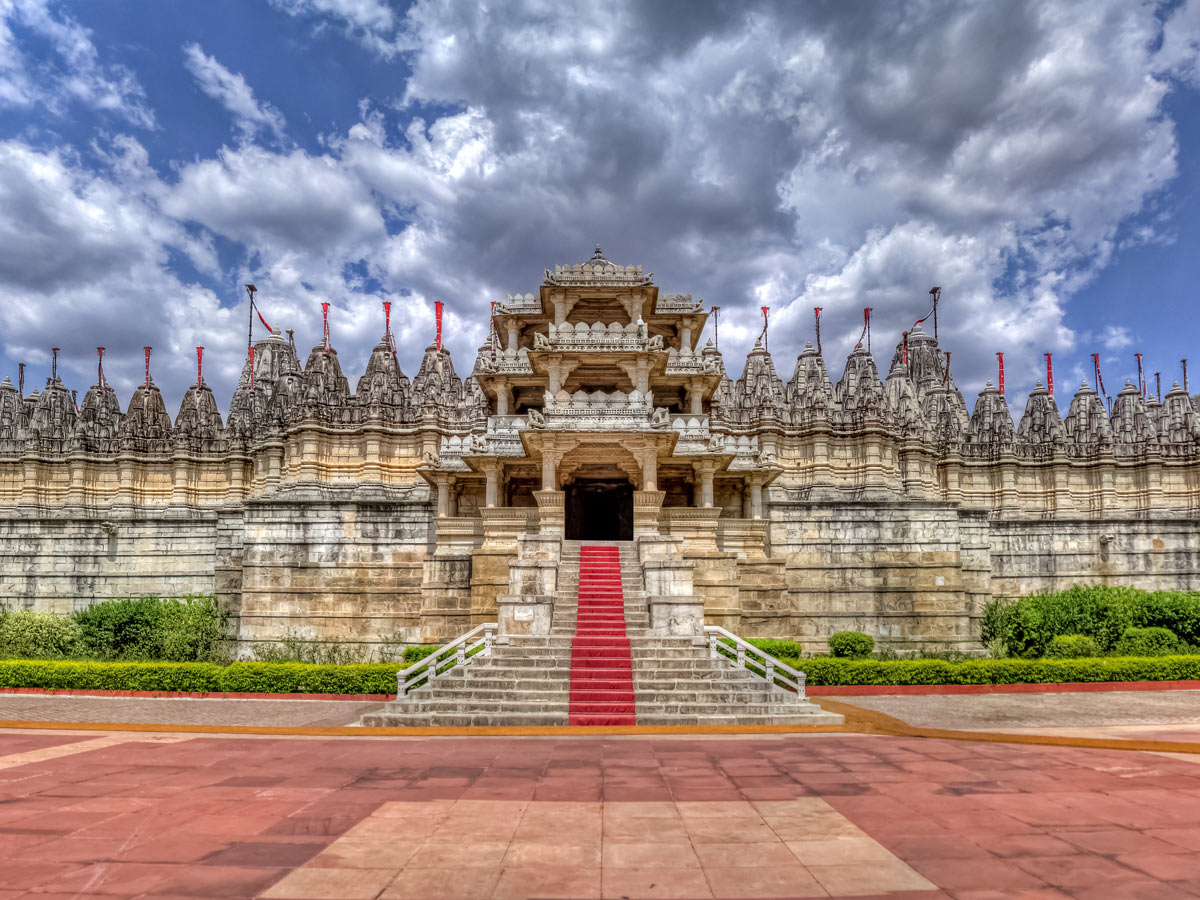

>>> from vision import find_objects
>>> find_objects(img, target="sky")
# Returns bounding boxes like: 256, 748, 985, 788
1, 0, 1199, 418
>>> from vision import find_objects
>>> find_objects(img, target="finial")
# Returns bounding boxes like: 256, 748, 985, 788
144, 347, 152, 389
321, 302, 330, 353
97, 347, 105, 388
196, 347, 204, 388
51, 347, 59, 382
435, 300, 444, 351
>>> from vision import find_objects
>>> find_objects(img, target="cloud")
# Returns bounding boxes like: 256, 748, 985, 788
0, 0, 154, 126
3, 0, 1199, 415
268, 0, 411, 59
182, 43, 286, 144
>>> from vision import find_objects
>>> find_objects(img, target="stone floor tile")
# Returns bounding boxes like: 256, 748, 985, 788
380, 867, 501, 900
807, 859, 937, 895
1054, 826, 1188, 856
973, 832, 1082, 858
601, 866, 714, 899
602, 800, 681, 818
702, 863, 826, 898
405, 840, 511, 869
1115, 851, 1200, 881
676, 800, 764, 819
490, 865, 601, 900
304, 839, 422, 870
37, 861, 183, 896
785, 835, 898, 865
144, 864, 289, 898
199, 841, 325, 868
503, 840, 601, 867
259, 865, 396, 899
602, 841, 701, 868
692, 841, 797, 868
602, 814, 690, 842
683, 817, 782, 844
906, 856, 1051, 892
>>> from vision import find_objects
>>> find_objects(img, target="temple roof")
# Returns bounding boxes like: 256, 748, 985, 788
544, 244, 653, 287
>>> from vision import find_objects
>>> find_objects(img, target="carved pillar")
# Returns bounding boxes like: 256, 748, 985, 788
689, 377, 704, 415
506, 321, 519, 351
693, 460, 716, 507
435, 475, 451, 517
484, 461, 501, 507
749, 479, 763, 519
496, 382, 511, 417
541, 450, 557, 491
534, 489, 565, 536
681, 323, 693, 352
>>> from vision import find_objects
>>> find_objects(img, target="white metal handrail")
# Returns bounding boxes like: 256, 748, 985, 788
399, 623, 497, 697
703, 625, 807, 699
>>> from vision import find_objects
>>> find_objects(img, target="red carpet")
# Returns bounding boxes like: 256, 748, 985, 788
568, 545, 636, 725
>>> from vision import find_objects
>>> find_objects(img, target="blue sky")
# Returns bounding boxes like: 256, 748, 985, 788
1, 0, 1199, 416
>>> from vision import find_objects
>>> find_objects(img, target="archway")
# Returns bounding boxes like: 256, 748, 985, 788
565, 479, 633, 541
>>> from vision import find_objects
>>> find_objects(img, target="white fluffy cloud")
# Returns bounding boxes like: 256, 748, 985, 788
1, 0, 1199, 412
182, 44, 286, 144
0, 0, 154, 126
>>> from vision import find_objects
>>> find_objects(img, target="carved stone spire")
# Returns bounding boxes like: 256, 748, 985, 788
299, 341, 351, 423
835, 345, 885, 422
883, 361, 923, 437
1063, 380, 1112, 456
356, 334, 409, 424
25, 376, 76, 455
0, 377, 24, 455
730, 338, 785, 425
888, 323, 968, 433
1016, 381, 1065, 457
174, 382, 224, 454
410, 342, 464, 420
1109, 380, 1157, 457
71, 380, 122, 455
965, 381, 1015, 455
118, 379, 172, 455
785, 341, 834, 424
1158, 381, 1199, 453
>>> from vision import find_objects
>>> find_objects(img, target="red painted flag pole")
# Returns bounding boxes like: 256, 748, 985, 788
249, 347, 255, 391
196, 347, 204, 388
51, 347, 59, 383
759, 306, 769, 350
97, 347, 105, 388
143, 347, 151, 389
321, 302, 330, 353
435, 301, 444, 351
1045, 353, 1054, 397
996, 352, 1005, 396
18, 363, 24, 397
813, 307, 822, 355
1136, 353, 1144, 397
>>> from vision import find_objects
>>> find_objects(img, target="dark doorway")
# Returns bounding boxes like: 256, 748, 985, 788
565, 479, 633, 541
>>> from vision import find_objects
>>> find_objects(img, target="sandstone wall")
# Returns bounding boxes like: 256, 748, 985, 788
0, 510, 219, 613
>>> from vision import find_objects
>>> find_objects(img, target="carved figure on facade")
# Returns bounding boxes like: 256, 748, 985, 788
1110, 381, 1157, 456
71, 382, 123, 456
964, 381, 1014, 456
1015, 382, 1065, 457
118, 381, 173, 455
1063, 381, 1113, 457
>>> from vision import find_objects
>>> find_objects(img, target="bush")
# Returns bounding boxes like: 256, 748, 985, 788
795, 655, 1200, 686
1113, 626, 1181, 657
403, 645, 439, 663
1044, 634, 1100, 658
0, 611, 81, 659
828, 631, 874, 659
73, 595, 227, 662
0, 659, 405, 694
984, 586, 1200, 658
252, 633, 368, 665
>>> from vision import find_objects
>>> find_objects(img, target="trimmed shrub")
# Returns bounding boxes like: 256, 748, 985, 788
73, 595, 227, 662
786, 655, 1200, 686
0, 660, 224, 692
0, 611, 81, 659
828, 631, 874, 659
403, 645, 439, 663
1113, 626, 1181, 657
747, 639, 805, 660
1044, 634, 1100, 658
218, 662, 404, 695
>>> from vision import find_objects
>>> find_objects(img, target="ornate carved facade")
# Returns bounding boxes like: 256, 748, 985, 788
1, 247, 1198, 652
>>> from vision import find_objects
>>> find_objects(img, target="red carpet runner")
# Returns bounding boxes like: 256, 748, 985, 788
568, 545, 636, 725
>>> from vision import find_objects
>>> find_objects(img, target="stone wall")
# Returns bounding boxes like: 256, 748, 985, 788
0, 510, 218, 613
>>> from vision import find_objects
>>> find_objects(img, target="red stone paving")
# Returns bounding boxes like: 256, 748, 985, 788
1, 731, 1200, 897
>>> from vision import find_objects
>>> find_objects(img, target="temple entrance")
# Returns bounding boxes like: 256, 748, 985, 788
565, 479, 633, 541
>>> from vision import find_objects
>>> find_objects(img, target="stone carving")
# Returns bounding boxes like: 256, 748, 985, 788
727, 339, 785, 425
1158, 382, 1199, 454
835, 346, 885, 423
544, 245, 652, 287
0, 377, 25, 455
356, 336, 410, 424
71, 382, 122, 456
884, 363, 923, 437
649, 407, 671, 428
1063, 380, 1112, 457
1110, 381, 1157, 456
532, 331, 551, 351
647, 335, 665, 351
1016, 382, 1065, 457
25, 380, 77, 456
785, 341, 835, 425
527, 408, 546, 428
174, 383, 224, 454
964, 381, 1015, 456
118, 381, 173, 455
707, 433, 726, 451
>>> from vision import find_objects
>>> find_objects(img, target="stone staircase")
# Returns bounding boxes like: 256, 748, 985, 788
360, 541, 843, 727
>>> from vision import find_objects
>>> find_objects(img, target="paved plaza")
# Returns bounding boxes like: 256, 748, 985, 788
2, 691, 1200, 899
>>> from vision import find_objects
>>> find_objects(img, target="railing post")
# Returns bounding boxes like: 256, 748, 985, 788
457, 645, 466, 667
484, 627, 494, 656
765, 659, 774, 686
736, 645, 745, 670
798, 672, 806, 700
709, 634, 718, 659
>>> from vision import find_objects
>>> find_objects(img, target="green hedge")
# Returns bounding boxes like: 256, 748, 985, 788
983, 585, 1200, 658
787, 655, 1200, 686
0, 660, 405, 695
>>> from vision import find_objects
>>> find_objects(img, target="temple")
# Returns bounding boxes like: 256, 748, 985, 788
1, 246, 1199, 654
